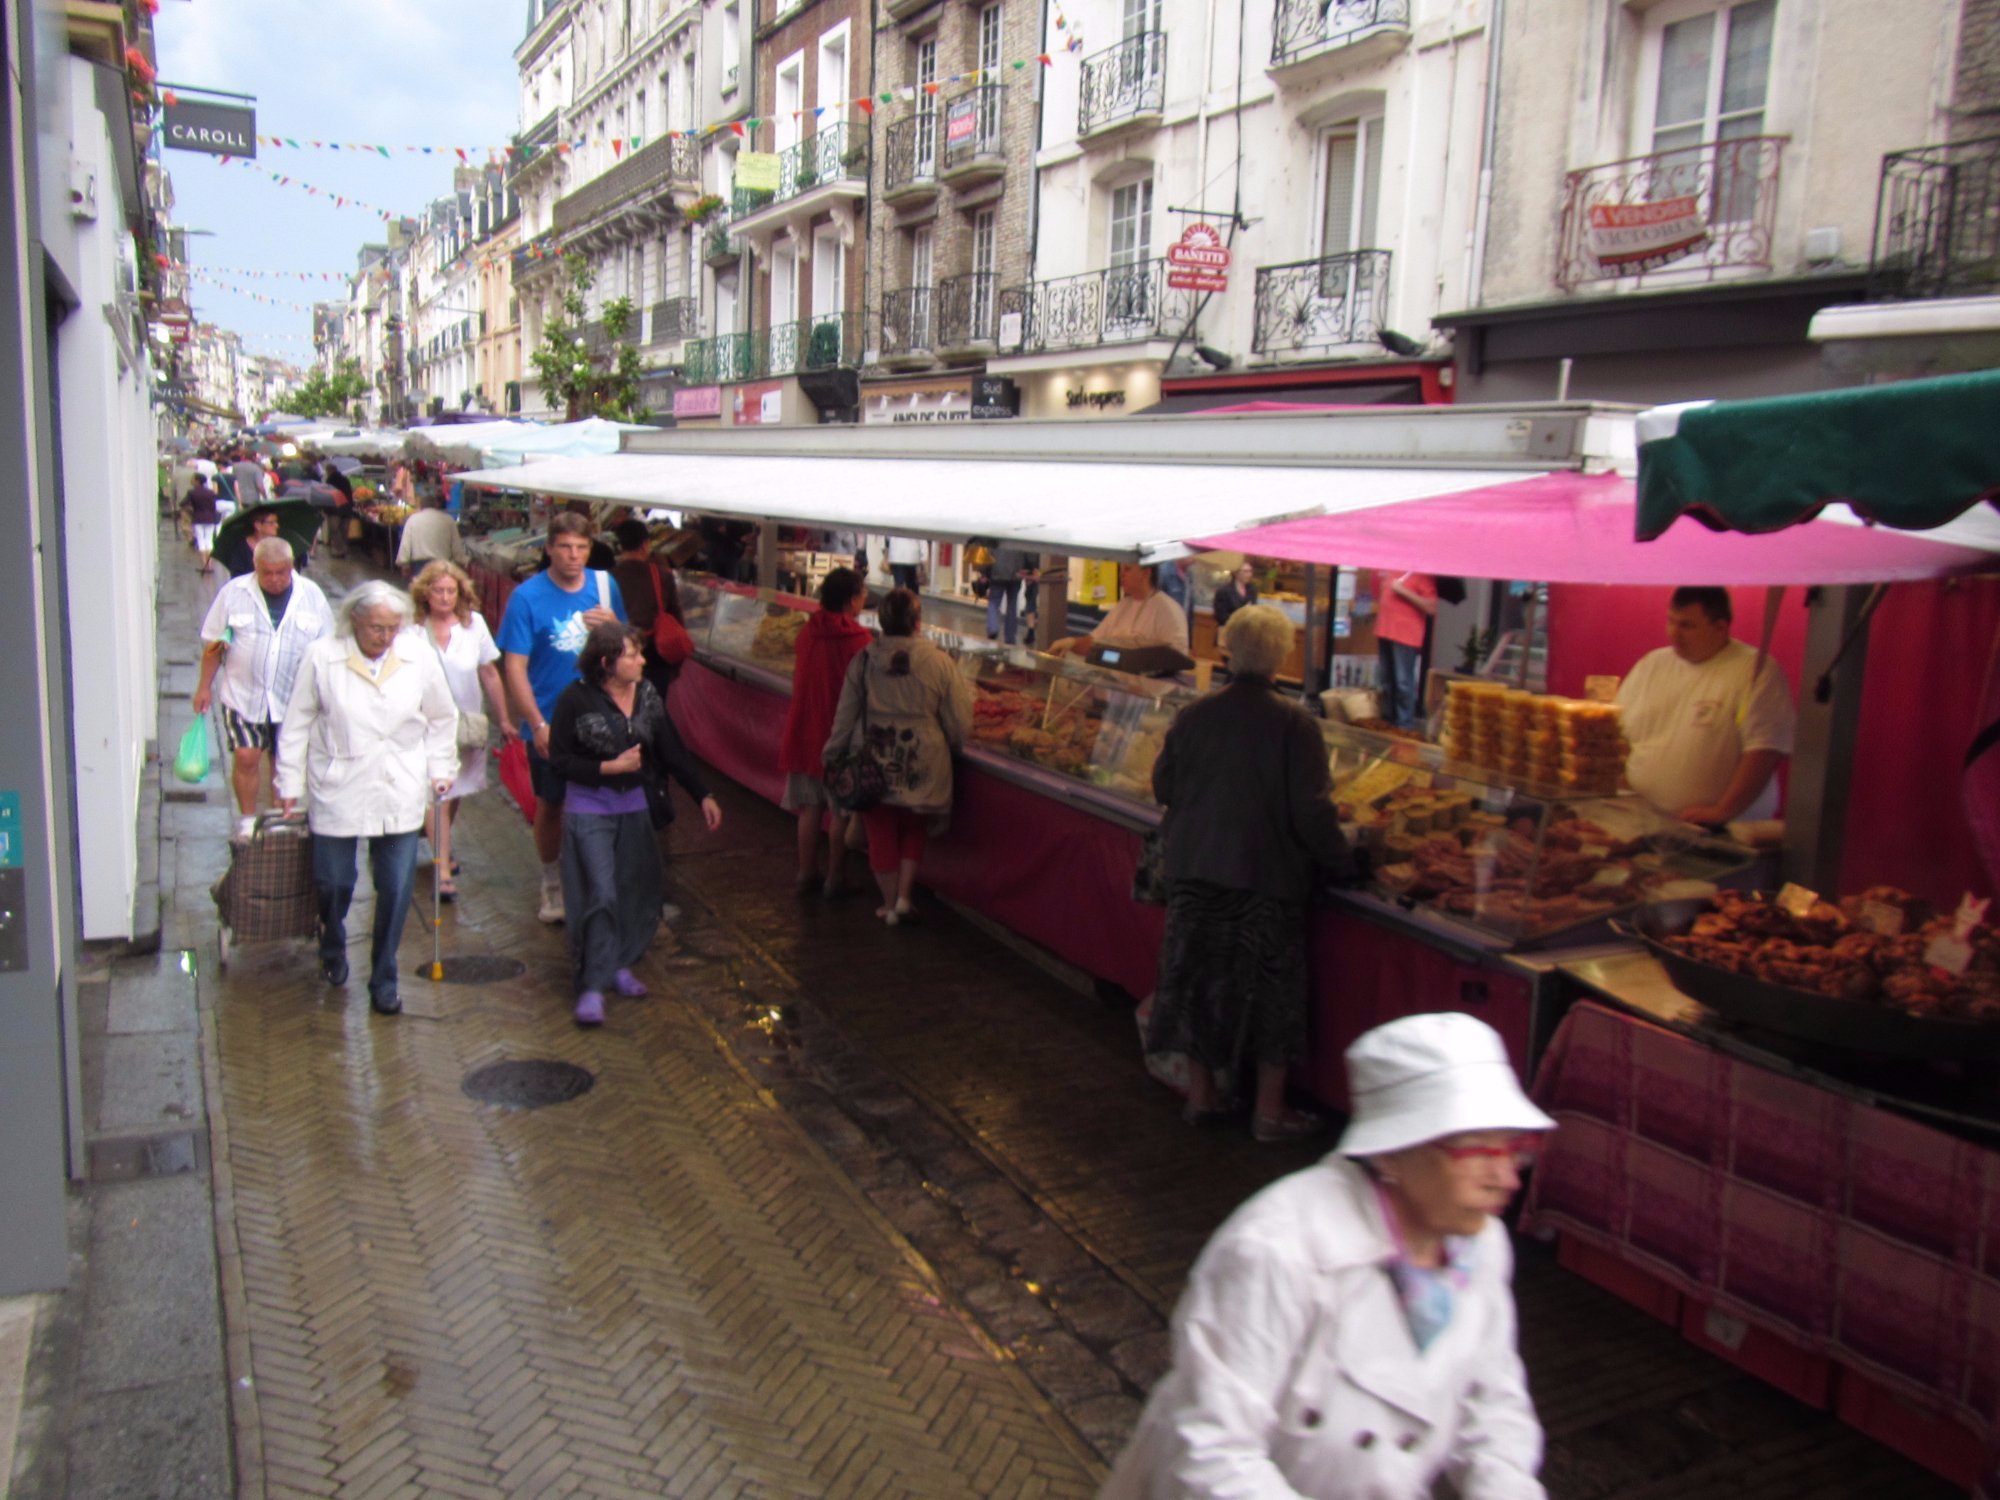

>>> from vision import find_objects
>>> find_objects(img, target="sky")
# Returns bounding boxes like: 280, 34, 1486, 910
154, 0, 526, 365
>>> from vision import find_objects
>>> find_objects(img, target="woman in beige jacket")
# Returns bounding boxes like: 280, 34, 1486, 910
823, 587, 972, 925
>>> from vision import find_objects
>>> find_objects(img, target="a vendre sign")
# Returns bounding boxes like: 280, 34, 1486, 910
1584, 197, 1708, 275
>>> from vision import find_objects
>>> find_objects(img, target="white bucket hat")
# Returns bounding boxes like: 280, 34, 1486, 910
1335, 1012, 1555, 1159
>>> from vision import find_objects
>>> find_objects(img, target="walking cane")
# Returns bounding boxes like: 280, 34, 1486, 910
428, 785, 446, 982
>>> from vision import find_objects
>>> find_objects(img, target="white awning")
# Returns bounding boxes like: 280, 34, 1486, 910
455, 451, 1552, 564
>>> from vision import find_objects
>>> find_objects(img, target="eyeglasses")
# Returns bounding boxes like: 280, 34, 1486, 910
1434, 1137, 1540, 1170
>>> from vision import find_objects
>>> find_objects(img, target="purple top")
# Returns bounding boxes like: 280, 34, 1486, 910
564, 784, 649, 817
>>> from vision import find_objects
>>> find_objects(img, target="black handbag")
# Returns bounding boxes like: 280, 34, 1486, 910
1132, 819, 1170, 905
824, 664, 887, 813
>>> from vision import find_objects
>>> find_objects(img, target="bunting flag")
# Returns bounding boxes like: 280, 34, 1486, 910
160, 262, 350, 283
184, 269, 324, 314
213, 156, 406, 221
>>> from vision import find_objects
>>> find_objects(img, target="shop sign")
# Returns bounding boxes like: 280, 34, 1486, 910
673, 385, 722, 419
163, 99, 257, 159
971, 376, 1018, 419
731, 379, 785, 426
1585, 197, 1708, 275
997, 310, 1024, 348
946, 98, 979, 145
864, 385, 972, 424
735, 152, 781, 193
1166, 222, 1230, 293
1065, 387, 1126, 411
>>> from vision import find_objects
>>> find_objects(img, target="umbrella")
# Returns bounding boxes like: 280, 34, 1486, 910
211, 499, 325, 571
1634, 369, 2000, 541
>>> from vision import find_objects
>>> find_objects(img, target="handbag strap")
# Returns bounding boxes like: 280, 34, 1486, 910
646, 559, 665, 618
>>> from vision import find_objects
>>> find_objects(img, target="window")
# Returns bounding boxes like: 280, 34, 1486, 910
634, 90, 648, 140
812, 225, 846, 318
721, 2, 742, 93
910, 225, 934, 290
915, 37, 938, 173
776, 54, 804, 152
817, 23, 851, 117
979, 5, 1004, 73
1319, 117, 1383, 262
1648, 0, 1776, 223
716, 269, 739, 338
686, 226, 700, 301
978, 6, 1004, 141
771, 241, 799, 324
1122, 0, 1160, 37
1107, 178, 1153, 328
680, 54, 697, 132
971, 208, 997, 336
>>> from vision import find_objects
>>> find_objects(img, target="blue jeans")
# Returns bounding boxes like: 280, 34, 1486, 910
312, 828, 421, 1002
890, 562, 919, 592
985, 578, 1020, 643
560, 811, 662, 995
1378, 640, 1425, 729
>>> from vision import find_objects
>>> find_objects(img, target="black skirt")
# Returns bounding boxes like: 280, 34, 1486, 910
1145, 880, 1310, 1070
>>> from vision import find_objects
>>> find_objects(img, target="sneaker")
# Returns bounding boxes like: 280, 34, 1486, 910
573, 990, 605, 1026
612, 968, 648, 998
235, 815, 257, 839
537, 886, 565, 924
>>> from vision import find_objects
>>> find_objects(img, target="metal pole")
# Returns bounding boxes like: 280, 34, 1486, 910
1783, 586, 1872, 894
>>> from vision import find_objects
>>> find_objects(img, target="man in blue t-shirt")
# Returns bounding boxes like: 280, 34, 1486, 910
499, 512, 628, 923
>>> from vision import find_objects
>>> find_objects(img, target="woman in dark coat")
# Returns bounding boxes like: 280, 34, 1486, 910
1148, 603, 1350, 1141
547, 623, 721, 1027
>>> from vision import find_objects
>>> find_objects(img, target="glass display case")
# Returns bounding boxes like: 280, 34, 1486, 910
707, 586, 814, 672
959, 651, 1197, 808
678, 574, 722, 644
1320, 720, 1752, 946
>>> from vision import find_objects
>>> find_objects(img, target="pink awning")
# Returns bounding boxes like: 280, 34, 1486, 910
1188, 471, 1997, 585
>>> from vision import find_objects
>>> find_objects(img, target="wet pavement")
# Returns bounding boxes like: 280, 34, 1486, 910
90, 532, 1961, 1497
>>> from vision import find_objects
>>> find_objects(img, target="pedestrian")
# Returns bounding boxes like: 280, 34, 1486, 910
396, 490, 469, 579
497, 512, 628, 924
885, 535, 924, 592
823, 587, 972, 927
276, 581, 458, 1017
182, 473, 221, 574
322, 461, 355, 558
1210, 560, 1259, 629
547, 622, 721, 1027
229, 449, 270, 512
193, 537, 335, 839
1145, 604, 1350, 1141
1375, 569, 1438, 730
986, 546, 1031, 646
221, 505, 283, 579
389, 460, 417, 509
406, 561, 515, 903
1103, 1011, 1554, 1500
609, 517, 683, 703
778, 566, 872, 896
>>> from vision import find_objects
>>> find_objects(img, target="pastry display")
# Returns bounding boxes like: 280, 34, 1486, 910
750, 608, 807, 661
1439, 682, 1627, 794
964, 665, 1163, 788
1658, 887, 2000, 1021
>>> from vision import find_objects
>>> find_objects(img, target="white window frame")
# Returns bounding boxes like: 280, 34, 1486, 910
1107, 177, 1153, 267
720, 1, 742, 95
776, 51, 806, 153
816, 20, 852, 115
1312, 115, 1384, 260
1631, 0, 1778, 158
915, 36, 939, 174
771, 240, 800, 325
812, 227, 846, 319
971, 208, 997, 337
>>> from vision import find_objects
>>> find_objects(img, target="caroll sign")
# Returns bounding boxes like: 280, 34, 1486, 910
163, 99, 258, 159
1166, 222, 1230, 293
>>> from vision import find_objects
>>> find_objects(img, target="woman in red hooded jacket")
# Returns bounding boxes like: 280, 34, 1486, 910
778, 567, 873, 894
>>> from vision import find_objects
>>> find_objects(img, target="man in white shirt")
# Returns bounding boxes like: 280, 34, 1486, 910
1048, 563, 1190, 658
193, 537, 335, 835
1617, 586, 1796, 827
395, 493, 469, 578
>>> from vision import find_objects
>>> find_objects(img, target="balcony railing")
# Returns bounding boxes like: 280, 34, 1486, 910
704, 214, 742, 263
551, 135, 701, 232
777, 121, 870, 202
935, 271, 998, 349
681, 313, 863, 383
1556, 135, 1785, 291
883, 114, 939, 197
1079, 31, 1166, 138
1270, 0, 1408, 69
996, 259, 1192, 353
1869, 134, 2000, 301
650, 296, 699, 343
682, 332, 757, 385
878, 287, 935, 361
942, 86, 1004, 172
1252, 250, 1390, 355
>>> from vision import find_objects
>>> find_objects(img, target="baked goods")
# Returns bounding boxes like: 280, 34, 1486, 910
1659, 887, 2000, 1021
1439, 682, 1628, 794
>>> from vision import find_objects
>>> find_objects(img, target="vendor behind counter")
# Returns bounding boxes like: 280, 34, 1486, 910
1048, 563, 1189, 659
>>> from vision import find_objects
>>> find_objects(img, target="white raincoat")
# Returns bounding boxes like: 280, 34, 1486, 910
1103, 1155, 1546, 1500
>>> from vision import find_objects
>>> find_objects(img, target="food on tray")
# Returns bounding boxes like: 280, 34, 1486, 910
1658, 887, 2000, 1021
962, 673, 1128, 786
1439, 681, 1628, 794
750, 609, 807, 661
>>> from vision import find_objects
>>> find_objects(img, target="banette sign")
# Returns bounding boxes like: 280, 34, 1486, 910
163, 99, 258, 159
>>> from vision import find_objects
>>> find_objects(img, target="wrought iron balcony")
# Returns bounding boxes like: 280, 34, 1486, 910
704, 216, 741, 265
996, 259, 1192, 353
935, 271, 999, 352
1869, 135, 2000, 300
1252, 250, 1389, 355
1270, 0, 1409, 70
1556, 135, 1785, 291
650, 296, 699, 343
1078, 32, 1166, 139
681, 331, 757, 386
762, 311, 863, 376
777, 121, 870, 202
551, 134, 701, 232
941, 86, 1005, 181
878, 287, 935, 363
882, 114, 939, 202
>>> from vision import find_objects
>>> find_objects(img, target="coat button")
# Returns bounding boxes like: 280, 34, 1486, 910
1301, 1409, 1321, 1429
1355, 1431, 1376, 1449
1399, 1433, 1420, 1451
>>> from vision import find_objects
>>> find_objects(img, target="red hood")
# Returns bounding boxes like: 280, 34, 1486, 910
804, 609, 872, 644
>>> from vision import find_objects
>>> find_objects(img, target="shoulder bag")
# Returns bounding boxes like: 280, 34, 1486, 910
823, 657, 887, 813
422, 624, 489, 749
645, 563, 695, 666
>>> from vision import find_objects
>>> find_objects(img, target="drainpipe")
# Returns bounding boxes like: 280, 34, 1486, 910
1464, 0, 1504, 310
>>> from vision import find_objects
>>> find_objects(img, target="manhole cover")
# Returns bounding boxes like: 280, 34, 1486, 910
429, 956, 528, 985
463, 1060, 595, 1110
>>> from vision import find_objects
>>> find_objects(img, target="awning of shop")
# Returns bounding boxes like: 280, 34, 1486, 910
1190, 470, 1999, 585
409, 416, 652, 470
1634, 369, 2000, 541
457, 450, 1548, 565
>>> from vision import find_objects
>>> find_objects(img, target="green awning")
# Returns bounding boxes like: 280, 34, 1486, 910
1634, 369, 2000, 541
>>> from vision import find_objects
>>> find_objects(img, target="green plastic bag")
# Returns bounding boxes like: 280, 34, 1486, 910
173, 718, 212, 784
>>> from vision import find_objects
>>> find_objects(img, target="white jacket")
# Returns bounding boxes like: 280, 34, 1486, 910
275, 635, 459, 838
1103, 1156, 1546, 1500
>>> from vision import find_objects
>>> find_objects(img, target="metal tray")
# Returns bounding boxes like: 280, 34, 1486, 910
1617, 903, 2000, 1062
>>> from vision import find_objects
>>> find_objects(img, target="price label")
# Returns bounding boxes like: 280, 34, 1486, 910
1777, 882, 1821, 917
1584, 675, 1621, 703
1926, 932, 1974, 977
1858, 900, 1905, 937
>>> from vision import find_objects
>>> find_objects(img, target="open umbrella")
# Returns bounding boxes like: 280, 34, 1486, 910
211, 499, 325, 572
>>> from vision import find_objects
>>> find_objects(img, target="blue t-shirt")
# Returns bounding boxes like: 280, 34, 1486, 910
497, 569, 629, 727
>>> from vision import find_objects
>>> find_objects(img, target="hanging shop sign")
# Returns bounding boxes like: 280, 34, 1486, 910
731, 379, 785, 426
863, 382, 974, 425
674, 385, 722, 420
971, 376, 1019, 419
734, 152, 781, 193
163, 99, 258, 159
1166, 222, 1230, 293
1584, 197, 1708, 276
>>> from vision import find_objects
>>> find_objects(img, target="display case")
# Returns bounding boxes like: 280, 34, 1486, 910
1320, 720, 1753, 947
685, 575, 991, 678
959, 651, 1197, 810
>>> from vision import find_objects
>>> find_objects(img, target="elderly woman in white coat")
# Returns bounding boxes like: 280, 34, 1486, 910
1104, 1012, 1555, 1500
277, 580, 457, 1017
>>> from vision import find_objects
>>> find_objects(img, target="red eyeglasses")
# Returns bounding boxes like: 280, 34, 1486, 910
1435, 1137, 1540, 1169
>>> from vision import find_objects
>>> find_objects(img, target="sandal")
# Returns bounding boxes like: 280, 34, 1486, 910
437, 878, 457, 904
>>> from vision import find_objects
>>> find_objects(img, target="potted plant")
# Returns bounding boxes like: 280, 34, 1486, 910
684, 193, 726, 225
841, 143, 870, 175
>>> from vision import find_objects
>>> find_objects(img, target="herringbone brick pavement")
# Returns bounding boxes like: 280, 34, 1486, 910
204, 824, 1103, 1498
